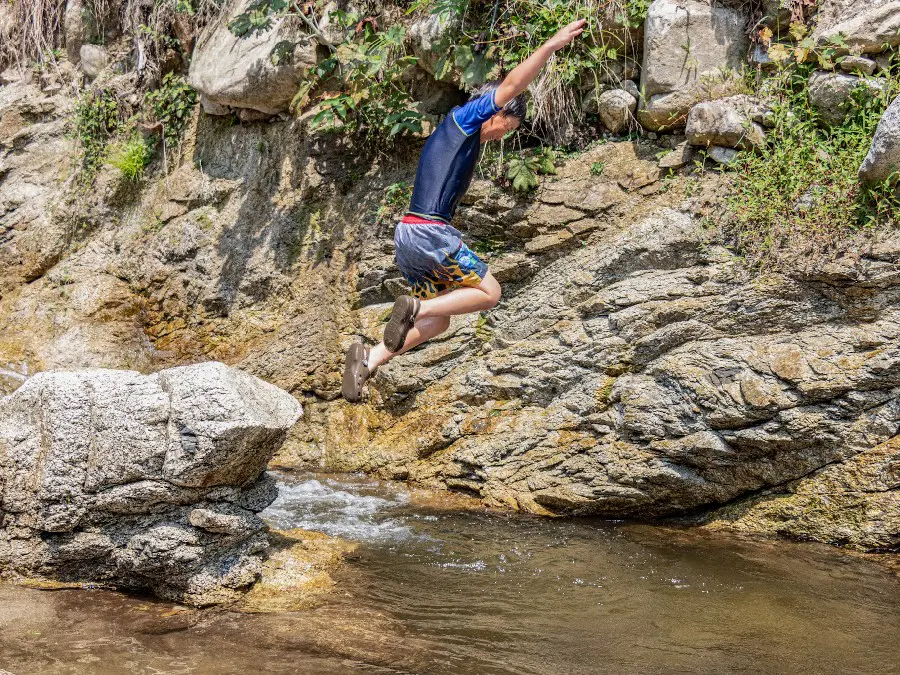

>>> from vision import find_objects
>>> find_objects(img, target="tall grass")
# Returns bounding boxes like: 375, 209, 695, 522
721, 62, 900, 267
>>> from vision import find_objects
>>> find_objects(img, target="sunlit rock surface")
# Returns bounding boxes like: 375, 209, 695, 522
0, 362, 302, 605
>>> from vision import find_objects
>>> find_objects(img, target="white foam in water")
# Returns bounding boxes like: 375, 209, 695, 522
262, 476, 423, 544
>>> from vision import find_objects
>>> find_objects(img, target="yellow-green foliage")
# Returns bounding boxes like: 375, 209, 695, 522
109, 137, 152, 181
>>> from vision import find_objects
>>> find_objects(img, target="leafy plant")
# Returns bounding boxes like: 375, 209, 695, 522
590, 160, 605, 176
506, 147, 556, 192
144, 72, 198, 149
376, 181, 414, 222
109, 137, 152, 181
305, 14, 425, 140
73, 89, 121, 176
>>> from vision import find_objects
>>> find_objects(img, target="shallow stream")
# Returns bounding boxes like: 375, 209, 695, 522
0, 471, 897, 674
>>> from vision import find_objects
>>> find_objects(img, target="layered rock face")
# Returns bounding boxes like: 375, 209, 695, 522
0, 362, 302, 605
316, 197, 899, 547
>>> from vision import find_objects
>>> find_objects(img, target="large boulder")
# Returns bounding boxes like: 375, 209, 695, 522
638, 0, 749, 131
686, 95, 766, 150
808, 70, 886, 127
189, 0, 319, 115
813, 0, 900, 55
859, 94, 900, 183
0, 362, 302, 605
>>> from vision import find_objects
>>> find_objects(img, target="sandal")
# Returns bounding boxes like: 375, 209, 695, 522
342, 343, 371, 403
383, 295, 421, 353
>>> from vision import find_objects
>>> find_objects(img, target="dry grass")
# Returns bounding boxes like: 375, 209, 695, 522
0, 0, 68, 71
0, 0, 225, 74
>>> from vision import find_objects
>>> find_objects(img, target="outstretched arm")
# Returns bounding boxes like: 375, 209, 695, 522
494, 19, 587, 108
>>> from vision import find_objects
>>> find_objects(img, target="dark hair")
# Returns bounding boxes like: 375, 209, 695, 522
471, 81, 527, 122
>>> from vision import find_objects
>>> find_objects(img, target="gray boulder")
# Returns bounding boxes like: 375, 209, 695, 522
189, 0, 319, 115
813, 0, 900, 55
839, 56, 877, 76
64, 0, 85, 63
0, 362, 302, 606
686, 96, 767, 150
808, 70, 886, 127
79, 44, 108, 79
638, 0, 749, 131
592, 89, 637, 134
408, 11, 462, 83
859, 94, 900, 183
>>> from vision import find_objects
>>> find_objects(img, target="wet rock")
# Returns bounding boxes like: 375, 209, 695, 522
813, 0, 900, 55
189, 0, 319, 115
593, 89, 637, 134
79, 44, 108, 79
238, 529, 357, 613
859, 94, 900, 183
686, 96, 767, 150
705, 436, 900, 551
638, 0, 749, 131
809, 71, 886, 127
0, 363, 302, 606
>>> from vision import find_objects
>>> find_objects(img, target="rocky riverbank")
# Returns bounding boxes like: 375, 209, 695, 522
0, 0, 897, 557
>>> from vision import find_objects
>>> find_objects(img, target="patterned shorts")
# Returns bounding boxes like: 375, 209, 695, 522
394, 215, 488, 299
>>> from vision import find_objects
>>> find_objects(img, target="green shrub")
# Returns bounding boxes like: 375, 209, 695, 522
109, 137, 152, 181
721, 61, 900, 266
73, 89, 121, 177
144, 72, 198, 150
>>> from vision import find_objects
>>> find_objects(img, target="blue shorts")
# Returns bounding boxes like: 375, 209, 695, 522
394, 216, 488, 299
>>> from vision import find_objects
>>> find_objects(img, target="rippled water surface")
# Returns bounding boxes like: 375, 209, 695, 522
1, 471, 898, 674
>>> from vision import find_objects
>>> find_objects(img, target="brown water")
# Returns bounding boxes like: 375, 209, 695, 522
0, 471, 898, 674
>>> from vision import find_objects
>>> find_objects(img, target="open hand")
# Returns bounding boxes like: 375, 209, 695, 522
545, 19, 587, 51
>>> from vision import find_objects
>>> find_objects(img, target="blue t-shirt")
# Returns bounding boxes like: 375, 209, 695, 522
407, 91, 502, 223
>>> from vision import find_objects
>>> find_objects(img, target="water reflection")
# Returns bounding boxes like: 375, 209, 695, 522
0, 470, 897, 674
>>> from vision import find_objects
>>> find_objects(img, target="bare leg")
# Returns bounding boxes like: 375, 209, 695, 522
368, 315, 451, 370
417, 272, 502, 319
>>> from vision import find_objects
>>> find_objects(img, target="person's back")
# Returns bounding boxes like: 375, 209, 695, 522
342, 19, 586, 403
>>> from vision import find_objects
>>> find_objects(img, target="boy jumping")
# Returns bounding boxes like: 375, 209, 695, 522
343, 19, 586, 402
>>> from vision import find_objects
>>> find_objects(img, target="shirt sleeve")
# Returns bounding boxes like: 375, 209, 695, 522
451, 90, 502, 136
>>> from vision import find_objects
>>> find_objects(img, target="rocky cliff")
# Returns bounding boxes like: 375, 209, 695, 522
1, 0, 898, 556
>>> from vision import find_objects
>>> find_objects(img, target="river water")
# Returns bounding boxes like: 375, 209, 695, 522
0, 471, 897, 674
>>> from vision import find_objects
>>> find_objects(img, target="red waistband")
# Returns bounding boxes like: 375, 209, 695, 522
402, 214, 447, 225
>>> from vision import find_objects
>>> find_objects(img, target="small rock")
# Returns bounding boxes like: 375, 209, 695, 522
622, 80, 640, 99
808, 71, 885, 127
859, 94, 900, 183
874, 53, 892, 73
79, 44, 108, 79
686, 96, 766, 150
658, 142, 695, 170
838, 56, 876, 76
238, 108, 272, 123
525, 230, 575, 254
588, 89, 637, 135
200, 95, 231, 116
708, 146, 739, 165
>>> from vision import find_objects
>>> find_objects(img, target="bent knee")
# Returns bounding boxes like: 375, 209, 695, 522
436, 315, 452, 332
485, 281, 502, 309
